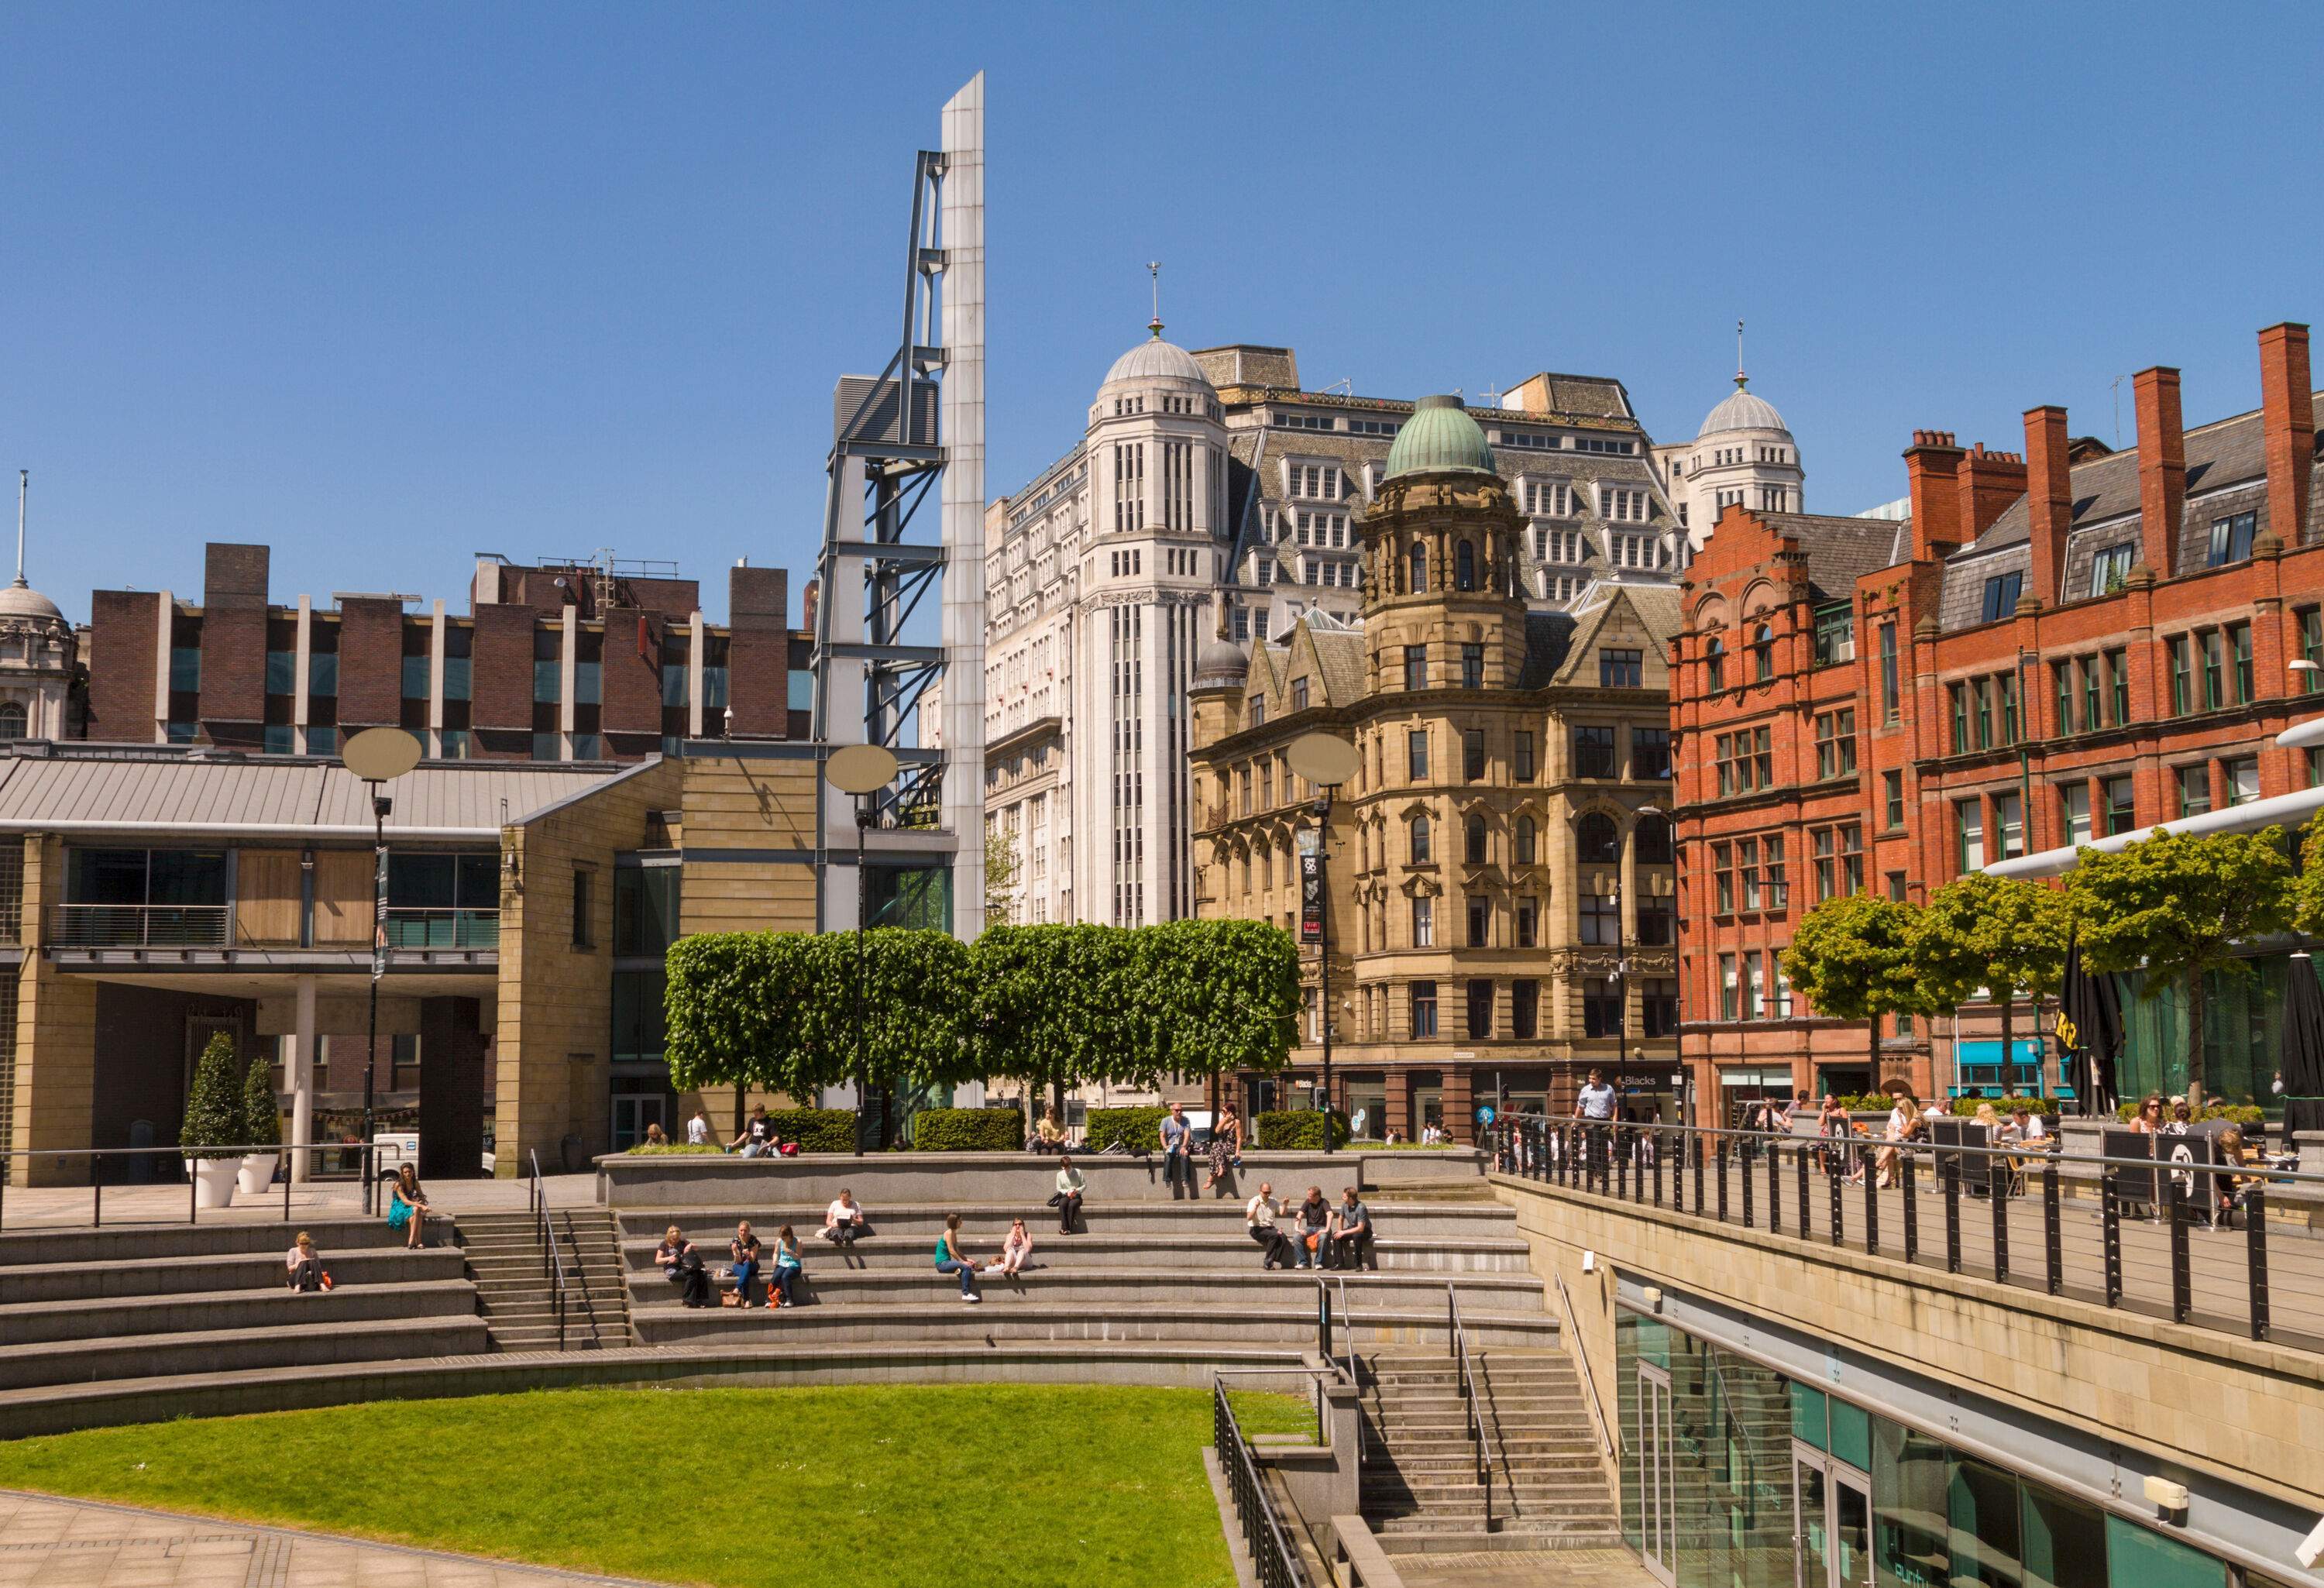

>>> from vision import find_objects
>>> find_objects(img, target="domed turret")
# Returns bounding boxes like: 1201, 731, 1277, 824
1102, 333, 1210, 388
1192, 634, 1249, 691
1384, 395, 1497, 482
0, 579, 63, 623
1697, 379, 1790, 439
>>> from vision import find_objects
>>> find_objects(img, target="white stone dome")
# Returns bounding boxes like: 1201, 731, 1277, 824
1698, 383, 1789, 438
1102, 332, 1211, 389
0, 579, 64, 623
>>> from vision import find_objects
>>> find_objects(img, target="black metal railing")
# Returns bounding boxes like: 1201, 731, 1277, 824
0, 1141, 378, 1230
1447, 1283, 1511, 1526
1492, 1117, 2321, 1350
530, 1150, 570, 1351
1213, 1378, 1315, 1588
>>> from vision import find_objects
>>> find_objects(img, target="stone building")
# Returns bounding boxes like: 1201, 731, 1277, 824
1653, 370, 1808, 549
1190, 396, 1680, 1142
981, 328, 1682, 933
1669, 321, 2324, 1110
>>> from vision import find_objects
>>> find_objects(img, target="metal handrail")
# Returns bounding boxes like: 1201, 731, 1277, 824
1446, 1284, 1511, 1524
1214, 1377, 1316, 1588
50, 902, 232, 948
530, 1150, 570, 1351
0, 1141, 376, 1230
1552, 1268, 1618, 1461
1333, 1273, 1356, 1386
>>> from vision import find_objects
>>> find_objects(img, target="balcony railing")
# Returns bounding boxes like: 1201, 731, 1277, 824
383, 907, 500, 950
52, 905, 232, 948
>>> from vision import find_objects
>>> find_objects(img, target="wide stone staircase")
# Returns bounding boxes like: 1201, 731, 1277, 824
456, 1208, 632, 1351
1359, 1348, 1623, 1553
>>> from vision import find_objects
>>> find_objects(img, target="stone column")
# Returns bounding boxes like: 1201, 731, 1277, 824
287, 974, 317, 1184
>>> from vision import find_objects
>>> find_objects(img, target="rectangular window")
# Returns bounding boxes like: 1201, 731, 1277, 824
1813, 827, 1836, 902
1884, 769, 1906, 830
1754, 726, 1772, 789
1841, 823, 1864, 892
571, 869, 593, 947
1410, 981, 1438, 1039
1407, 730, 1428, 781
2176, 765, 2212, 817
2223, 756, 2259, 808
2201, 631, 2224, 710
265, 648, 297, 696
531, 731, 561, 761
2229, 623, 2253, 703
1812, 603, 1855, 666
1740, 837, 1762, 912
1291, 677, 1308, 712
1514, 731, 1536, 782
1515, 898, 1537, 948
1879, 622, 1899, 721
1950, 684, 1969, 753
1999, 672, 2020, 746
1404, 645, 1426, 691
1718, 954, 1739, 1021
1713, 842, 1734, 913
1583, 978, 1624, 1038
2103, 775, 2137, 836
2089, 541, 2134, 596
1573, 725, 1616, 779
263, 723, 294, 754
401, 653, 429, 703
2106, 649, 2129, 724
1599, 648, 1643, 688
169, 645, 201, 693
1466, 895, 1488, 947
2080, 656, 2102, 734
1814, 709, 1857, 779
1465, 978, 1493, 1039
1975, 679, 1993, 748
2168, 637, 2192, 716
1981, 571, 2024, 622
1411, 897, 1433, 947
1462, 729, 1486, 782
1579, 887, 1619, 946
1642, 980, 1679, 1038
1511, 980, 1538, 1040
1995, 795, 2023, 861
1886, 871, 1908, 902
2060, 782, 2091, 846
2206, 510, 2257, 567
2053, 661, 2075, 737
2303, 608, 2324, 693
1957, 799, 1984, 874
442, 625, 473, 702
1740, 953, 1762, 1020
613, 867, 682, 955
1631, 727, 1671, 781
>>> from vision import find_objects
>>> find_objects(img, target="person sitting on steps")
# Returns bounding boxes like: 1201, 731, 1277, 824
822, 1190, 869, 1246
992, 1218, 1034, 1277
285, 1231, 328, 1292
656, 1224, 712, 1308
1295, 1187, 1331, 1270
727, 1221, 764, 1308
768, 1225, 804, 1308
730, 1105, 779, 1158
387, 1164, 430, 1250
1327, 1187, 1374, 1271
934, 1212, 982, 1304
1246, 1181, 1294, 1270
1032, 1107, 1067, 1153
1051, 1155, 1087, 1234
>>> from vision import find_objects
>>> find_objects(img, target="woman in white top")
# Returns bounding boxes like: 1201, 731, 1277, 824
995, 1218, 1034, 1277
821, 1191, 868, 1246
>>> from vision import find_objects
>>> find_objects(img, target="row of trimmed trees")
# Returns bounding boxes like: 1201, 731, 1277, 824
1783, 823, 2322, 1101
662, 919, 1303, 1129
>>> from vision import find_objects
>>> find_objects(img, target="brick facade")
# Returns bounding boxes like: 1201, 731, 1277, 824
1669, 322, 2324, 1112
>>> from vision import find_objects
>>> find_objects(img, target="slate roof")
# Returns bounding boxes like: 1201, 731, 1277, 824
1754, 512, 1913, 603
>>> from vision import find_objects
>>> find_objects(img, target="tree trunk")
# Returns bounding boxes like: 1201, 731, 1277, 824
2185, 971, 2207, 1112
1998, 986, 2013, 1100
1051, 1076, 1067, 1132
735, 1083, 747, 1137
1868, 1015, 1879, 1091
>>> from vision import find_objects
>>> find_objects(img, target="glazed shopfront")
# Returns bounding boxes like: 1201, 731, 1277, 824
1613, 1298, 2314, 1588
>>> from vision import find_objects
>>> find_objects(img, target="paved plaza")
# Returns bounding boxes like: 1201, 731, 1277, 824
0, 1491, 656, 1588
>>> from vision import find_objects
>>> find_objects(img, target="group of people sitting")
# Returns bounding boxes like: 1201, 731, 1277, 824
1243, 1183, 1373, 1270
650, 1188, 1050, 1309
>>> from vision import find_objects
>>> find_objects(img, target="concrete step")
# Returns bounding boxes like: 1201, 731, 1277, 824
0, 1215, 449, 1268
0, 1279, 478, 1346
1370, 1527, 1628, 1555
634, 1300, 1562, 1351
1369, 1451, 1605, 1476
618, 1233, 1532, 1273
614, 1203, 1519, 1242
0, 1246, 466, 1304
0, 1314, 490, 1390
628, 1267, 1546, 1313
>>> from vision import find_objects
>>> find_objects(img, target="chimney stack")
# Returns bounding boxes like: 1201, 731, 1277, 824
2132, 366, 2185, 575
1954, 442, 2029, 541
1903, 430, 1966, 561
2259, 323, 2314, 548
2023, 407, 2072, 603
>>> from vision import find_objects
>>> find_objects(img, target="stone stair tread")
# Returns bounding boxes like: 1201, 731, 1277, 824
0, 1277, 475, 1323
0, 1312, 487, 1363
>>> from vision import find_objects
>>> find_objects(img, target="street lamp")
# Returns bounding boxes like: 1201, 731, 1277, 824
825, 744, 899, 1158
1285, 730, 1359, 1153
342, 727, 422, 1203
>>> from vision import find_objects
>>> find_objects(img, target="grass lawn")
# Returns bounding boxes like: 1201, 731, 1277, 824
0, 1383, 1313, 1588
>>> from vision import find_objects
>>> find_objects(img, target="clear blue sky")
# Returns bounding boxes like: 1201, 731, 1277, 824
5, 2, 2319, 624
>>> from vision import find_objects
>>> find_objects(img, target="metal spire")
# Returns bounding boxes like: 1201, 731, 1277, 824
1148, 261, 1163, 339
13, 470, 24, 589
1735, 319, 1748, 390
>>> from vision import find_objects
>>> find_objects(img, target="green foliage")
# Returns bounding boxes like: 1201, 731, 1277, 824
623, 1143, 727, 1156
910, 1108, 1025, 1152
2111, 1101, 2264, 1126
1913, 874, 2071, 1013
1946, 1096, 2064, 1116
1256, 1109, 1349, 1150
180, 1033, 246, 1158
2293, 818, 2324, 937
1085, 1106, 1171, 1155
240, 1054, 281, 1150
765, 1109, 858, 1154
2068, 827, 2294, 1096
1782, 895, 1930, 1026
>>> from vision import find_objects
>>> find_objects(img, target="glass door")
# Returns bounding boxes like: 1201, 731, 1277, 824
1832, 1466, 1873, 1588
610, 1093, 667, 1153
1795, 1444, 1875, 1588
1796, 1446, 1831, 1588
1640, 1364, 1676, 1586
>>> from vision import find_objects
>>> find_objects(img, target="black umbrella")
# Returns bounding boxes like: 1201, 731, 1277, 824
2057, 927, 2123, 1118
2281, 952, 2324, 1138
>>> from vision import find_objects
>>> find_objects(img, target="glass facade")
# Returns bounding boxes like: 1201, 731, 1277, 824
2110, 950, 2318, 1112
1618, 1314, 2237, 1588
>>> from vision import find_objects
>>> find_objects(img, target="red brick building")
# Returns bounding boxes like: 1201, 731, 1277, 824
84, 547, 809, 761
1669, 322, 2322, 1114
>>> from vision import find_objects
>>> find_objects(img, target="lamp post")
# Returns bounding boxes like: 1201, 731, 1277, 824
1286, 732, 1359, 1153
825, 744, 899, 1158
1638, 803, 1677, 1121
342, 728, 422, 1205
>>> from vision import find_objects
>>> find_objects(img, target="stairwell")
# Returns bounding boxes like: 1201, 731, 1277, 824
456, 1208, 632, 1352
1360, 1348, 1624, 1550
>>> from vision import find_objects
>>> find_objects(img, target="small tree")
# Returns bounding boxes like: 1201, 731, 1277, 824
984, 826, 1022, 926
2068, 827, 2294, 1105
2291, 817, 2324, 937
1782, 895, 1930, 1088
1913, 874, 2070, 1091
180, 1033, 246, 1159
241, 1054, 282, 1150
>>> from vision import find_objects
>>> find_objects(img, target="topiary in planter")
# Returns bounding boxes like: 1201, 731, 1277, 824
180, 1033, 246, 1160
1257, 1109, 1350, 1150
1085, 1106, 1171, 1155
241, 1055, 281, 1149
910, 1108, 1026, 1152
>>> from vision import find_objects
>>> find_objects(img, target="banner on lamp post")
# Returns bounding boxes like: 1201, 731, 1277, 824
1297, 827, 1322, 945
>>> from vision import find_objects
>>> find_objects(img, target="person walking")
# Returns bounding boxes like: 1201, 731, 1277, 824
1246, 1182, 1294, 1270
1573, 1068, 1617, 1188
1160, 1103, 1195, 1200
1052, 1155, 1087, 1234
1205, 1104, 1244, 1196
934, 1213, 982, 1303
686, 1107, 713, 1147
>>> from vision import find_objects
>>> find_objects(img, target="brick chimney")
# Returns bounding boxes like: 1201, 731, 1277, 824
2132, 366, 2185, 575
1954, 442, 2028, 539
2023, 407, 2072, 603
1903, 430, 1966, 561
2259, 322, 2314, 548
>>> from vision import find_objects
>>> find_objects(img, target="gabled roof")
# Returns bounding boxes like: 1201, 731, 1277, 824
1551, 586, 1681, 686
1757, 512, 1913, 602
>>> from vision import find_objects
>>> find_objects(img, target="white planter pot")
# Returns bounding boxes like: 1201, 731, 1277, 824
237, 1152, 280, 1196
191, 1157, 240, 1209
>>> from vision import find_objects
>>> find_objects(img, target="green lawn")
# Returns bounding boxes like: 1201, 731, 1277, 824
0, 1384, 1313, 1588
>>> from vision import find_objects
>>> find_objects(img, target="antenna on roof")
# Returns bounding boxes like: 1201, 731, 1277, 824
1479, 383, 1503, 409
12, 470, 24, 588
1735, 319, 1748, 390
1147, 262, 1163, 340
2111, 375, 2124, 447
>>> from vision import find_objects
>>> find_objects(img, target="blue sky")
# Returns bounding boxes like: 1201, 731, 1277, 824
4, 2, 2320, 624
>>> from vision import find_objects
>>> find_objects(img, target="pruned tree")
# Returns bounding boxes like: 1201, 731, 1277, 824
1913, 873, 2071, 1092
1781, 895, 1930, 1088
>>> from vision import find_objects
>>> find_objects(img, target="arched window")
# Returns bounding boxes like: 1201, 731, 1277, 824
1409, 815, 1432, 865
1465, 813, 1488, 864
1635, 812, 1673, 865
1707, 636, 1727, 692
0, 702, 25, 742
1753, 623, 1776, 682
1456, 539, 1477, 591
1576, 811, 1620, 864
1515, 815, 1538, 866
1408, 541, 1429, 594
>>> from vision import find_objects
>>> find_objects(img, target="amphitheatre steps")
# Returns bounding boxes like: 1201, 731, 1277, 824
455, 1209, 631, 1352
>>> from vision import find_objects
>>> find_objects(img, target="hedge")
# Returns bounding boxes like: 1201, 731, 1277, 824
2113, 1100, 2264, 1126
1257, 1109, 1349, 1150
912, 1108, 1026, 1153
763, 1109, 858, 1153
1085, 1107, 1171, 1155
625, 1143, 726, 1156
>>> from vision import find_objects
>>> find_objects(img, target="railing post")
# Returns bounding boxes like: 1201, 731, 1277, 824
91, 1157, 101, 1229
1941, 1150, 1961, 1275
1901, 1151, 1918, 1265
189, 1153, 198, 1225
1797, 1139, 1811, 1239
1767, 1139, 1782, 1236
1991, 1153, 2009, 1284
1652, 1129, 1664, 1208
1862, 1151, 1878, 1255
2246, 1187, 2270, 1341
1616, 1129, 1629, 1200
2042, 1160, 2061, 1296
1739, 1140, 1753, 1229
2168, 1169, 2192, 1325
2100, 1168, 2123, 1307
1693, 1133, 1705, 1216
1827, 1154, 1842, 1248
1318, 1280, 1332, 1363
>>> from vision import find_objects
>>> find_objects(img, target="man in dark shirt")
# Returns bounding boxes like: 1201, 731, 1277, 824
1327, 1188, 1374, 1272
730, 1105, 778, 1158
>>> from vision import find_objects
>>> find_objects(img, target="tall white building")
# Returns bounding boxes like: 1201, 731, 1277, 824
1654, 371, 1807, 550
978, 332, 1686, 929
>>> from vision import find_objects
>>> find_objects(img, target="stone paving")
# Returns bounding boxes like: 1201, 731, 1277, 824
0, 1490, 656, 1588
1393, 1545, 1661, 1588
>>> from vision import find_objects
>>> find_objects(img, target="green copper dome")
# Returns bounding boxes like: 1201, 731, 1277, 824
1384, 394, 1497, 481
